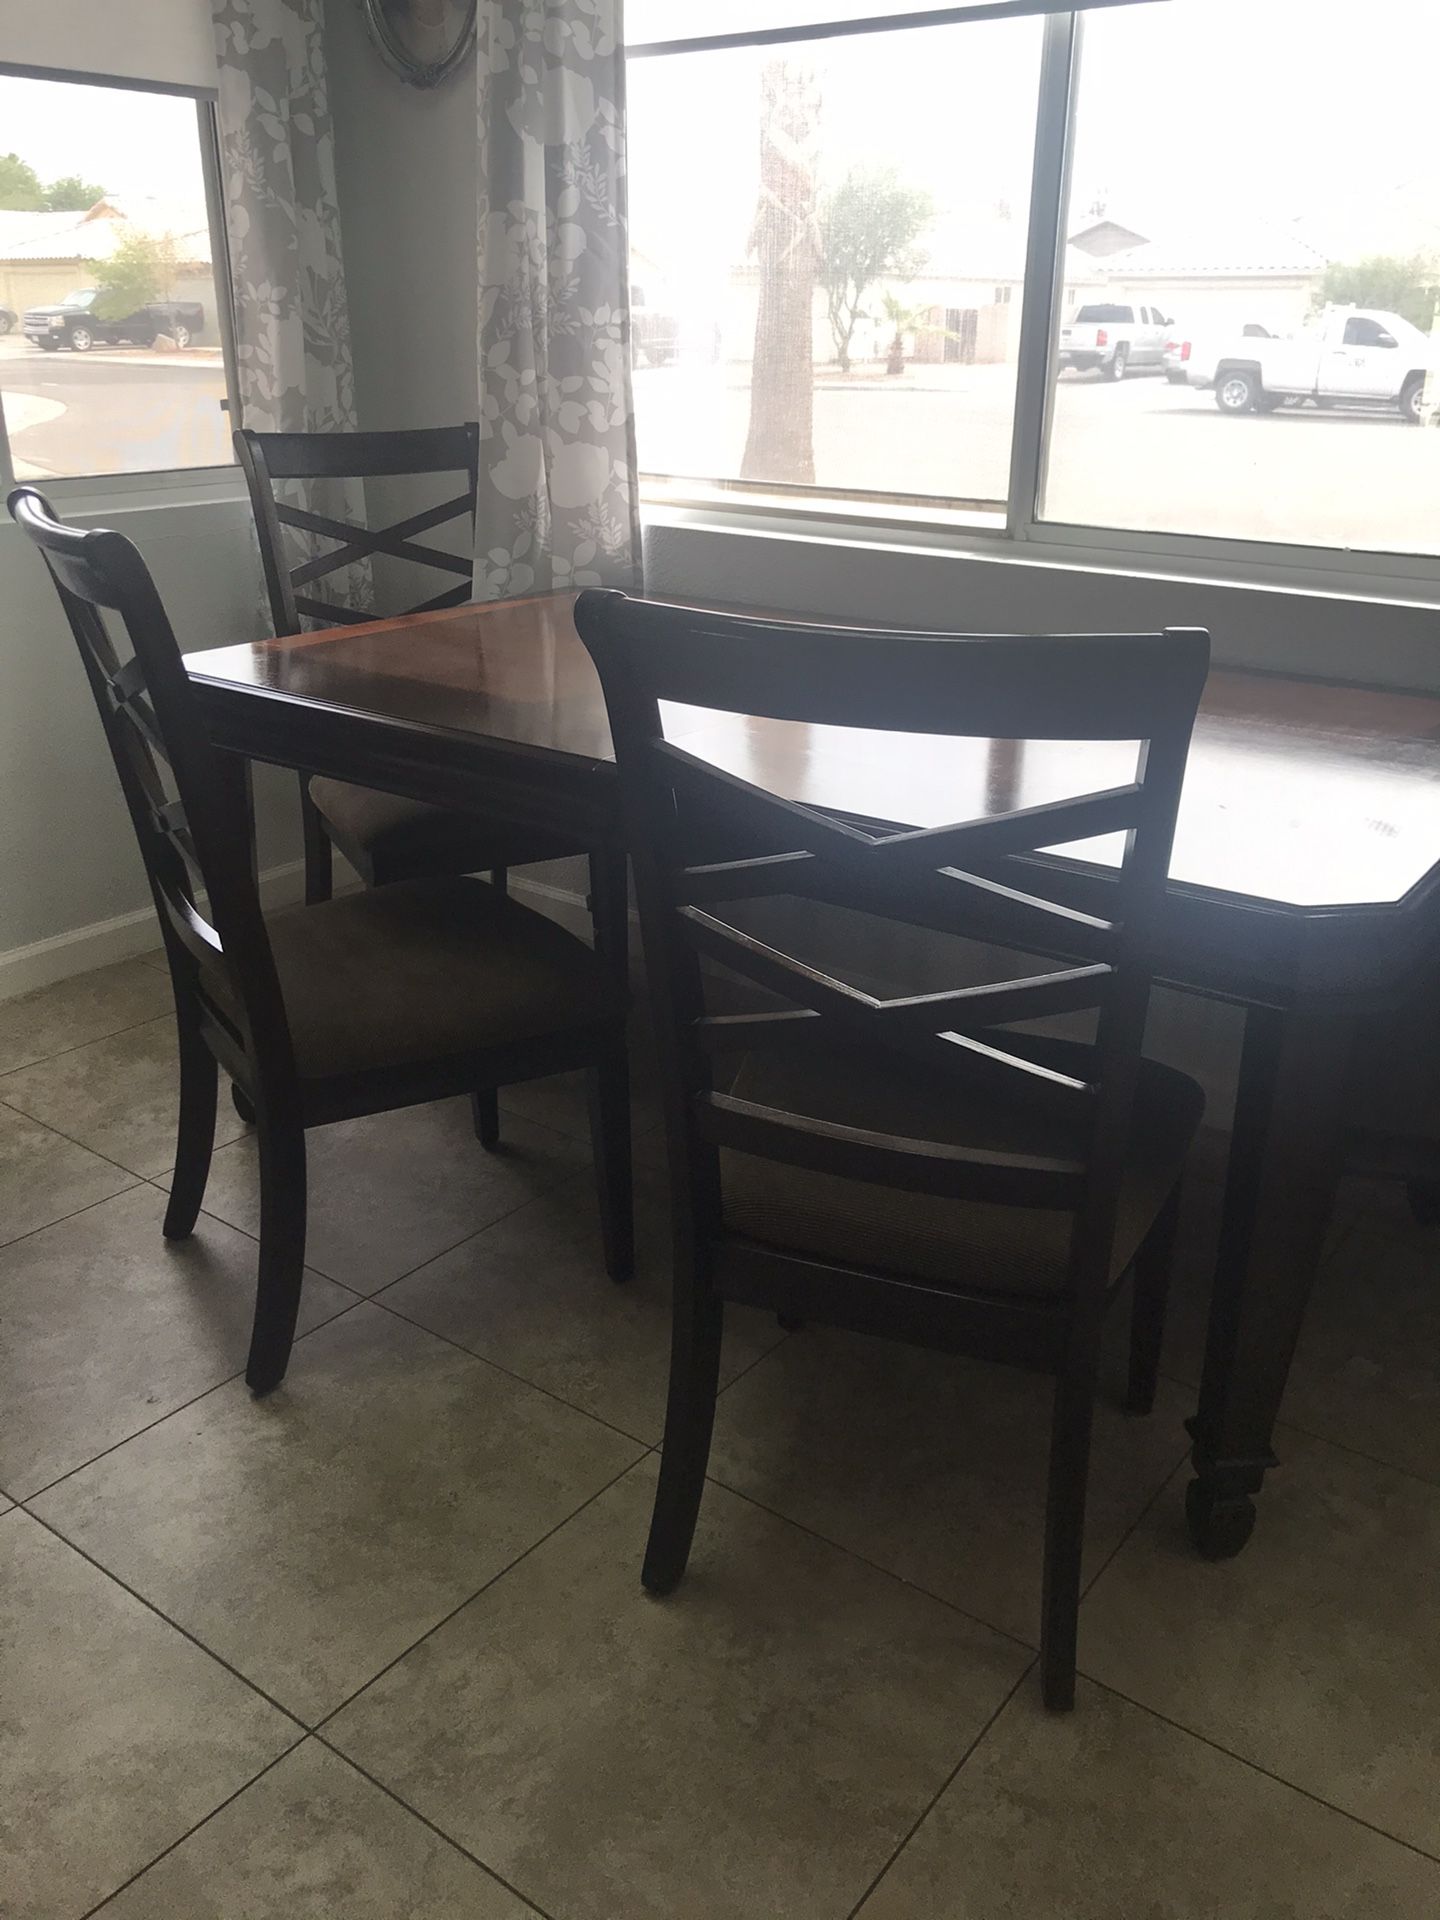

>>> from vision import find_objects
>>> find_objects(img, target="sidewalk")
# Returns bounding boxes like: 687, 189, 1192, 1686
0, 338, 224, 371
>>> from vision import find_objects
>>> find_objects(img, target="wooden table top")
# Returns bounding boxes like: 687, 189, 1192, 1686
187, 591, 1440, 915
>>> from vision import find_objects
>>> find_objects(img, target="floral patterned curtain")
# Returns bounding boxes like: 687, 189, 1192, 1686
211, 0, 368, 609
475, 0, 642, 600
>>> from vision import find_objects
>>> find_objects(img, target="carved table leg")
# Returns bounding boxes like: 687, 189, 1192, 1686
1186, 999, 1355, 1559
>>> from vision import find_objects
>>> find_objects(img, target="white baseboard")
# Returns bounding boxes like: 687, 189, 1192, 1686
0, 860, 311, 1002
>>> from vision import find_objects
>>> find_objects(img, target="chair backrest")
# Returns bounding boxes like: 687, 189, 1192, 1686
235, 424, 480, 635
574, 589, 1210, 1303
8, 486, 293, 1087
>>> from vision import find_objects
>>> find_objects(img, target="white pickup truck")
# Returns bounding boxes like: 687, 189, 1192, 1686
1057, 302, 1170, 381
1200, 308, 1438, 421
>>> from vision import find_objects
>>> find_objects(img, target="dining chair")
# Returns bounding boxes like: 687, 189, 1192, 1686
575, 588, 1210, 1711
10, 487, 634, 1395
235, 422, 615, 1149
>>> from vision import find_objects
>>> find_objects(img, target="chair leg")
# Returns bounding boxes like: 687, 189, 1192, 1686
471, 1088, 501, 1148
587, 1041, 634, 1281
163, 1017, 217, 1241
300, 776, 333, 906
1040, 1355, 1100, 1712
1126, 1183, 1182, 1417
643, 1282, 724, 1595
245, 1108, 308, 1397
232, 1083, 256, 1125
491, 866, 509, 895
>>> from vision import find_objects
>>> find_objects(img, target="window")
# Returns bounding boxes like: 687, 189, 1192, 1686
628, 0, 1440, 585
627, 6, 1045, 518
0, 68, 235, 483
1042, 0, 1440, 560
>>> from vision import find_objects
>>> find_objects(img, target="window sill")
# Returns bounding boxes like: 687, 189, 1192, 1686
641, 494, 1440, 614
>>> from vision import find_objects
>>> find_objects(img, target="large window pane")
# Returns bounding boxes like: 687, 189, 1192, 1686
1042, 0, 1440, 556
0, 73, 231, 480
627, 13, 1043, 510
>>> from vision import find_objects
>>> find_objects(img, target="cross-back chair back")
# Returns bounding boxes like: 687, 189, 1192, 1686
8, 486, 295, 1098
235, 423, 480, 634
577, 590, 1209, 1320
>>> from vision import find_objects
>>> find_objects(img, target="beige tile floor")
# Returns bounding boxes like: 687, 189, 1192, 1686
2, 955, 1438, 1918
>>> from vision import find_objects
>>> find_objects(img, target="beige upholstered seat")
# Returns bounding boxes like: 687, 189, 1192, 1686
206, 875, 617, 1083
307, 776, 578, 882
723, 1040, 1204, 1300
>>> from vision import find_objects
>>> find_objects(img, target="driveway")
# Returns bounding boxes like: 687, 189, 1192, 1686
0, 336, 230, 478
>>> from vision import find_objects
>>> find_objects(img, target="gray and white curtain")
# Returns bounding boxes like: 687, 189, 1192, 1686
474, 0, 642, 599
211, 0, 368, 609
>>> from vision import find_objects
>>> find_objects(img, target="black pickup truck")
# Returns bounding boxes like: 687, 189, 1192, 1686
22, 287, 205, 352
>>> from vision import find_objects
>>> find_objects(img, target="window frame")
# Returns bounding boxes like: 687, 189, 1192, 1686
0, 61, 243, 502
627, 1, 1440, 609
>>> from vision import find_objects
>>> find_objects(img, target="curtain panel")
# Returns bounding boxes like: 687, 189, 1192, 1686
475, 0, 642, 599
211, 0, 368, 610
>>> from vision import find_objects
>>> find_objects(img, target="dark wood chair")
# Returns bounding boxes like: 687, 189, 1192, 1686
575, 588, 1210, 1712
235, 422, 613, 1149
235, 422, 581, 890
10, 486, 634, 1395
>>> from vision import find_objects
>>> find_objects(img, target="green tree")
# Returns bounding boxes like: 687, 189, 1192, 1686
818, 166, 933, 372
44, 174, 106, 211
93, 231, 177, 322
1318, 252, 1440, 332
0, 151, 45, 210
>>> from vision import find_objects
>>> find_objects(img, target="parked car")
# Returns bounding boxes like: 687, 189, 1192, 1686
0, 305, 15, 335
631, 280, 680, 367
1057, 302, 1169, 380
22, 287, 205, 353
1206, 307, 1437, 421
1164, 320, 1275, 384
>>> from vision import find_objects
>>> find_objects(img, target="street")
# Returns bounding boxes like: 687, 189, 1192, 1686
635, 361, 1440, 558
0, 336, 230, 478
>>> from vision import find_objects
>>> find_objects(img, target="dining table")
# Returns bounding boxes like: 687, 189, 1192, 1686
185, 589, 1440, 1560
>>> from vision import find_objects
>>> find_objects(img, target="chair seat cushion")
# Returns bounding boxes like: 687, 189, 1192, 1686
721, 1040, 1204, 1300
213, 876, 619, 1083
308, 776, 579, 875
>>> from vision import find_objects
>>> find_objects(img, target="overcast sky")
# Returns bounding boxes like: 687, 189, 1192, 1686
0, 73, 205, 202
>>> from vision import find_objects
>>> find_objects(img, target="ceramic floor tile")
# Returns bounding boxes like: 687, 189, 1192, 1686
1081, 1432, 1440, 1856
0, 1099, 137, 1248
99, 1739, 537, 1919
0, 1509, 293, 1920
497, 1060, 663, 1145
0, 955, 172, 1077
0, 1185, 352, 1500
707, 1325, 1191, 1644
858, 1677, 1440, 1919
1275, 1220, 1440, 1482
329, 1463, 1028, 1920
33, 1304, 643, 1723
381, 1170, 785, 1443
0, 1015, 248, 1179
198, 1097, 589, 1293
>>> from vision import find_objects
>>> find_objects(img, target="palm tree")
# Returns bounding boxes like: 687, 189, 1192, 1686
881, 291, 930, 376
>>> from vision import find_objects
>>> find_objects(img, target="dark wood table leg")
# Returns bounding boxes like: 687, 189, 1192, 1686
1185, 998, 1355, 1557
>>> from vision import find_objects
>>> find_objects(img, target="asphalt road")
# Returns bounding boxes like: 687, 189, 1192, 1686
6, 340, 1438, 561
635, 361, 1440, 558
0, 342, 230, 478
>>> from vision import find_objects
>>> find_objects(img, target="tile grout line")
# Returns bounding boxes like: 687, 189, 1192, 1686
0, 1172, 144, 1261
310, 1735, 560, 1920
21, 1506, 314, 1733
13, 1283, 366, 1506
0, 1094, 154, 1191
1078, 1673, 1440, 1870
842, 1658, 1037, 1920
76, 1733, 310, 1919
0, 1002, 176, 1080
312, 1448, 655, 1737
701, 1472, 1040, 1657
